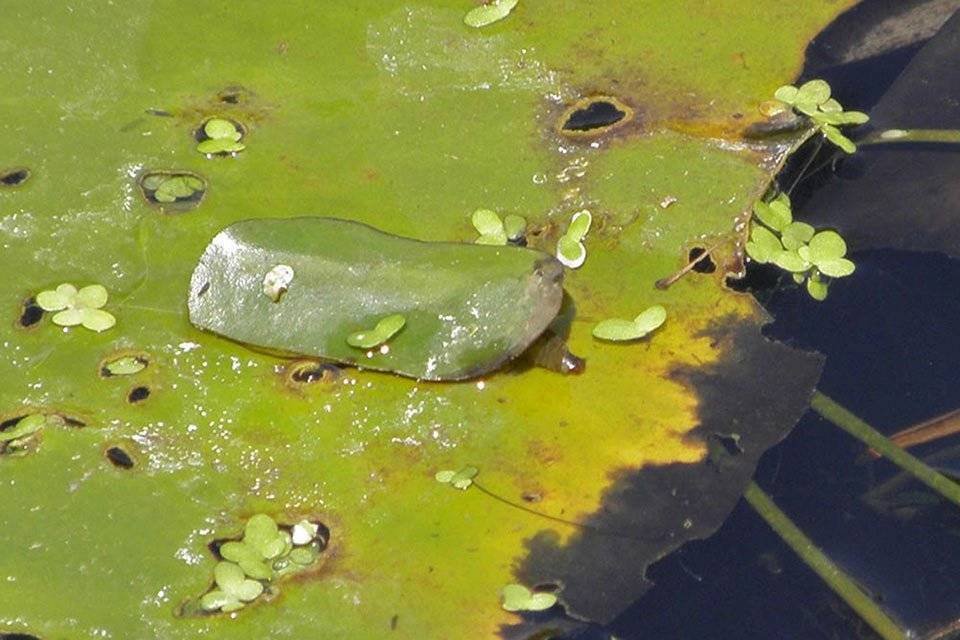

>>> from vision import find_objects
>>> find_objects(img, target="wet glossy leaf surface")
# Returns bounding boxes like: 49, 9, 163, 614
0, 1, 851, 638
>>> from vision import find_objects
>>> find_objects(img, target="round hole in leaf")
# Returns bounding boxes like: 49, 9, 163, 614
100, 352, 150, 378
18, 297, 44, 328
128, 386, 151, 403
287, 361, 340, 385
105, 446, 134, 469
0, 167, 31, 187
688, 247, 717, 274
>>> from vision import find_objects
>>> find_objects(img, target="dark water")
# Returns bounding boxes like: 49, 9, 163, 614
593, 3, 960, 639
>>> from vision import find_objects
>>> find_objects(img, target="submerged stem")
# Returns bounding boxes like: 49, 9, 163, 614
810, 391, 960, 508
743, 482, 906, 640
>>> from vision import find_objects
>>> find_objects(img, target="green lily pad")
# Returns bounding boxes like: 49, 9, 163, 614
0, 1, 846, 637
501, 584, 557, 612
592, 305, 667, 342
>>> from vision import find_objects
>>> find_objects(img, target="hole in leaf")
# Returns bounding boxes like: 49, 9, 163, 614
712, 432, 743, 456
0, 167, 31, 187
286, 361, 340, 386
217, 85, 253, 104
688, 247, 717, 274
18, 297, 44, 328
105, 446, 134, 469
560, 96, 632, 134
138, 171, 206, 213
100, 352, 150, 378
128, 386, 151, 403
0, 634, 42, 640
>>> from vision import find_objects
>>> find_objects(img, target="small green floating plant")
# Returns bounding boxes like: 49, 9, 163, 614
36, 283, 116, 332
593, 305, 667, 342
197, 117, 245, 156
464, 0, 518, 28
746, 193, 855, 300
435, 465, 478, 490
200, 514, 325, 614
346, 314, 406, 350
471, 209, 526, 246
556, 209, 592, 269
770, 79, 869, 153
500, 583, 558, 612
141, 172, 205, 204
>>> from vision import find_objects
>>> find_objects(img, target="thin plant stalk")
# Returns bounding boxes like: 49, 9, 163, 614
860, 129, 960, 146
810, 391, 960, 508
744, 482, 906, 640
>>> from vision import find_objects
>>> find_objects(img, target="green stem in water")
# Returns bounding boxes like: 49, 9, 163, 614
860, 129, 960, 146
744, 482, 906, 640
810, 391, 960, 508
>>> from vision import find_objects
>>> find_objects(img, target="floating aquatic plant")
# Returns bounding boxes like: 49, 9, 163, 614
141, 173, 205, 203
200, 513, 325, 614
36, 283, 116, 332
592, 305, 667, 342
556, 209, 591, 268
500, 584, 557, 612
346, 314, 406, 349
464, 0, 519, 28
197, 117, 245, 155
746, 193, 855, 300
435, 466, 478, 490
772, 79, 869, 153
471, 209, 526, 245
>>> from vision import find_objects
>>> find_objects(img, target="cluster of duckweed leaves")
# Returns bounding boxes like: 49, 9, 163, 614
201, 514, 324, 614
592, 305, 667, 342
0, 414, 60, 456
746, 193, 855, 300
556, 210, 592, 269
500, 584, 558, 612
346, 314, 406, 349
434, 466, 478, 490
471, 209, 526, 245
769, 79, 869, 153
140, 172, 205, 208
463, 0, 518, 28
197, 118, 245, 156
35, 284, 115, 332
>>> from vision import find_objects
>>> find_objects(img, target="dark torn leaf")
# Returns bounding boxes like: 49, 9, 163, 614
800, 10, 960, 256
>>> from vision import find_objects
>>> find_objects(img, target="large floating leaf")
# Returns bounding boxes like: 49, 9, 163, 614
0, 1, 849, 638
188, 217, 563, 380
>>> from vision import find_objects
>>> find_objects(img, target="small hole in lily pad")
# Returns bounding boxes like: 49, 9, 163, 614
18, 297, 44, 328
105, 446, 135, 469
217, 85, 253, 104
0, 167, 31, 187
560, 96, 632, 134
287, 361, 340, 386
128, 386, 151, 403
0, 634, 42, 640
712, 432, 743, 456
688, 247, 717, 274
138, 171, 206, 213
100, 352, 149, 378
